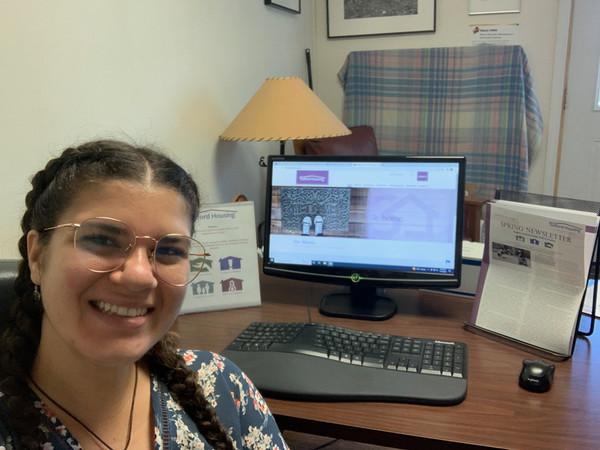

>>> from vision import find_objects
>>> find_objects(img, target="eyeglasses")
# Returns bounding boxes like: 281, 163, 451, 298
42, 217, 210, 286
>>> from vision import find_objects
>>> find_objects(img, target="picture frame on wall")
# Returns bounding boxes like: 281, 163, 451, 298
265, 0, 301, 14
327, 0, 436, 38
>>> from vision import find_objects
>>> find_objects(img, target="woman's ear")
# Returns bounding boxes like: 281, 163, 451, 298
27, 230, 43, 285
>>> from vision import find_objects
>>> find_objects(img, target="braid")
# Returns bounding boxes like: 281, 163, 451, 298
0, 151, 64, 446
145, 334, 235, 450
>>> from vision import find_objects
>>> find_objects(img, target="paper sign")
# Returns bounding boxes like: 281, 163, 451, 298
470, 24, 519, 45
180, 201, 261, 314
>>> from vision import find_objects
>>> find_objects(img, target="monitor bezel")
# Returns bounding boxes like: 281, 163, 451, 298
262, 154, 466, 290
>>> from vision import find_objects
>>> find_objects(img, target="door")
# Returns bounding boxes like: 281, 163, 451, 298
557, 0, 600, 202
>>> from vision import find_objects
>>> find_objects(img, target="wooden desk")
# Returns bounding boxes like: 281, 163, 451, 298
172, 273, 600, 449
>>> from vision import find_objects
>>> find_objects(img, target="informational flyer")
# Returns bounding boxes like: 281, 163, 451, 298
470, 200, 599, 356
180, 201, 261, 314
470, 24, 519, 45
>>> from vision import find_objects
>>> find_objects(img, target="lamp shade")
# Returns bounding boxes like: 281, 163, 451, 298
219, 77, 351, 142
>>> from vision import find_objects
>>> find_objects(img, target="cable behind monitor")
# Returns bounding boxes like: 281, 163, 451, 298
306, 282, 313, 323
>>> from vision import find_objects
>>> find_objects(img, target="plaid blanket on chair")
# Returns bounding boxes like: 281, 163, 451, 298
338, 45, 543, 199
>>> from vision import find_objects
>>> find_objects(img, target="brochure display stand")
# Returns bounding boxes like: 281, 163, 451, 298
467, 191, 600, 359
180, 201, 261, 314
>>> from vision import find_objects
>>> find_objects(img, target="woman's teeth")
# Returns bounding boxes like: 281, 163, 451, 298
93, 301, 148, 317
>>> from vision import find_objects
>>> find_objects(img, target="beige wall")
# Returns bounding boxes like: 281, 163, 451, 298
311, 0, 563, 198
0, 0, 313, 258
0, 0, 569, 258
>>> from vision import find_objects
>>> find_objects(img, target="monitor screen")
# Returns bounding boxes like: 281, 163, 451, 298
263, 154, 466, 320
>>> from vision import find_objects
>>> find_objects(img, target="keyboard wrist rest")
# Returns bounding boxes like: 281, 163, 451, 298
221, 349, 467, 405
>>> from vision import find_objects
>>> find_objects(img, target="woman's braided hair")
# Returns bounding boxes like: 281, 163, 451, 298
0, 140, 234, 449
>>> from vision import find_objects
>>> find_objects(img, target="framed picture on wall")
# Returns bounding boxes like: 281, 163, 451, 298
327, 0, 436, 38
265, 0, 301, 14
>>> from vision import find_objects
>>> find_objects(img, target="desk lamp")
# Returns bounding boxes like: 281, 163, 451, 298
219, 77, 351, 166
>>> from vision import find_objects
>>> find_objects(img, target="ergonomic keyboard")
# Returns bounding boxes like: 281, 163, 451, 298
221, 321, 468, 405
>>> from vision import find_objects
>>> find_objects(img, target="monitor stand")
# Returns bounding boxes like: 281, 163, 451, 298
319, 285, 398, 321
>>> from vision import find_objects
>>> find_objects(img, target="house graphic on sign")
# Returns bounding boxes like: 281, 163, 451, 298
189, 280, 215, 296
190, 255, 208, 273
200, 258, 213, 273
219, 256, 242, 271
221, 277, 243, 293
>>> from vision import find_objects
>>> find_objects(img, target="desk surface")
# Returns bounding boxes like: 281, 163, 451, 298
171, 273, 600, 449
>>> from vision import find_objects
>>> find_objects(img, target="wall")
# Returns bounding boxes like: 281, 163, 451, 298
311, 0, 561, 198
0, 1, 570, 259
0, 0, 313, 258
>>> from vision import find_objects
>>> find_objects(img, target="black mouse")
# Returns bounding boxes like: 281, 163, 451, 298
519, 359, 555, 392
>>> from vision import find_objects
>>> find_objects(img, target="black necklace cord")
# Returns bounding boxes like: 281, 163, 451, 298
29, 364, 139, 450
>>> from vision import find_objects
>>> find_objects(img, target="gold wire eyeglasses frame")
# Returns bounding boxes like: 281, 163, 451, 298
42, 217, 210, 287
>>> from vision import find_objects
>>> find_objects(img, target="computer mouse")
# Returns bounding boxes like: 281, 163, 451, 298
519, 359, 555, 392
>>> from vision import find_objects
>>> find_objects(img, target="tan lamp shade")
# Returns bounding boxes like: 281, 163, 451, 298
219, 77, 351, 142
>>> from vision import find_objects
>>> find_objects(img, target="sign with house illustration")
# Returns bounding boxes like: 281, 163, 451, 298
221, 277, 244, 292
180, 201, 261, 313
219, 256, 242, 271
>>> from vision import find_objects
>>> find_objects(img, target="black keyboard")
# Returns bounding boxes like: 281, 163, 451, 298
221, 322, 468, 405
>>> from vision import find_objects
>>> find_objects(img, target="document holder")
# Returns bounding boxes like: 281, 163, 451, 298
494, 190, 600, 337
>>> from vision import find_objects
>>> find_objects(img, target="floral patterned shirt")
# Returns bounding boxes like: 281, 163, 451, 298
0, 350, 289, 449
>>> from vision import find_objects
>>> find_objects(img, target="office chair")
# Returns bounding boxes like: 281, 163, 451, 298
494, 189, 600, 336
293, 125, 378, 156
0, 260, 19, 336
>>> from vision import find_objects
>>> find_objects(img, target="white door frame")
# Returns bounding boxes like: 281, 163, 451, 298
543, 0, 574, 195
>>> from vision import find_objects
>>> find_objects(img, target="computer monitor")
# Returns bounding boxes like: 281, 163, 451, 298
263, 154, 466, 321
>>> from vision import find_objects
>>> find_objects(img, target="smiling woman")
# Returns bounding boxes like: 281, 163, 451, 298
0, 140, 289, 450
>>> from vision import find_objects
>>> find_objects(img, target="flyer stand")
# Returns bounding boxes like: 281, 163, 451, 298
465, 190, 600, 359
494, 190, 600, 337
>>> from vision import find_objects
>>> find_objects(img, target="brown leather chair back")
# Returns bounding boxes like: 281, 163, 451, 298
0, 260, 19, 335
294, 125, 378, 156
